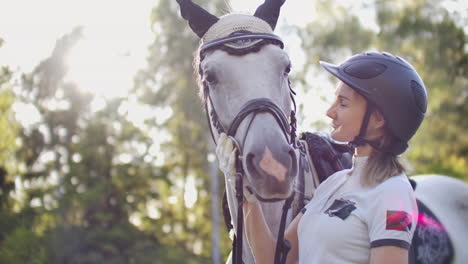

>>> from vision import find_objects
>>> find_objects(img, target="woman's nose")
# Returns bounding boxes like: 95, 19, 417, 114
326, 104, 336, 119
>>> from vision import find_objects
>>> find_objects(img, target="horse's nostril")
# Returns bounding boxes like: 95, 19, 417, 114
246, 152, 257, 176
245, 146, 297, 182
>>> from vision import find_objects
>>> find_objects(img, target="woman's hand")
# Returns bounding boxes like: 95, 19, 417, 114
216, 133, 236, 177
216, 133, 257, 203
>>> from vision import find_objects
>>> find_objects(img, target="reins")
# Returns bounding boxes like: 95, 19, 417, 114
199, 33, 297, 264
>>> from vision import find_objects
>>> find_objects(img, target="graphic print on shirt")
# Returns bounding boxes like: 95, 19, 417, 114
324, 198, 356, 220
386, 210, 412, 232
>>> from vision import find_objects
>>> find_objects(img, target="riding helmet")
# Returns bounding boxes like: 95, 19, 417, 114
320, 51, 428, 154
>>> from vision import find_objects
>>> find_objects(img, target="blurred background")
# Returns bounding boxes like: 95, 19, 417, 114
0, 0, 466, 263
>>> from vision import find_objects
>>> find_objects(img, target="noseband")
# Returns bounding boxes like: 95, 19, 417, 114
208, 98, 296, 151
199, 32, 296, 264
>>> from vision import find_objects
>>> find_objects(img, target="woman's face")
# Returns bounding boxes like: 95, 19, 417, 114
326, 82, 368, 142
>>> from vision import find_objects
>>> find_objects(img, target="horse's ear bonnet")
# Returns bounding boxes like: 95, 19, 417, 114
175, 0, 219, 38
253, 0, 286, 30
176, 0, 286, 43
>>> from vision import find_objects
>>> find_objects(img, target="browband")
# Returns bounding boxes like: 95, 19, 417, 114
200, 33, 284, 53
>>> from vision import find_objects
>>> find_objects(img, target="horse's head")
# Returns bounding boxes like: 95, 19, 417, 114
176, 0, 297, 201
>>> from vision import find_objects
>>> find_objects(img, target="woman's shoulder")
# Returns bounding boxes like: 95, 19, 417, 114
369, 173, 416, 202
376, 173, 413, 191
310, 169, 351, 198
320, 168, 352, 186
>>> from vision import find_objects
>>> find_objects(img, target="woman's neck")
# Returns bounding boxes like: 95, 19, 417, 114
354, 143, 373, 157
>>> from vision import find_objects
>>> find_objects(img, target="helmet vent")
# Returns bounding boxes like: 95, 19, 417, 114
344, 61, 387, 79
411, 80, 427, 113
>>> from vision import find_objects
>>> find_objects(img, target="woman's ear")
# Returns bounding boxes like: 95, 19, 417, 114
370, 109, 385, 130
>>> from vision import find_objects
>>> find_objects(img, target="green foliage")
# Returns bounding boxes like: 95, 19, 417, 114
298, 0, 467, 181
134, 0, 232, 261
0, 66, 19, 191
5, 28, 164, 263
375, 0, 467, 180
1, 1, 466, 264
0, 227, 47, 264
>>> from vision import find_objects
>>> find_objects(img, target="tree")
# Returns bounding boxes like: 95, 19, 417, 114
0, 35, 45, 264
14, 28, 163, 263
298, 0, 467, 180
135, 0, 232, 261
375, 0, 467, 179
0, 37, 46, 264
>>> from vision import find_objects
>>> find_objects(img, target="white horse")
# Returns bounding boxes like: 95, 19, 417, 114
409, 175, 468, 263
175, 1, 468, 263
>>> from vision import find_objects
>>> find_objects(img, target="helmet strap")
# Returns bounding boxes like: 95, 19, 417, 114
349, 103, 400, 155
349, 103, 374, 148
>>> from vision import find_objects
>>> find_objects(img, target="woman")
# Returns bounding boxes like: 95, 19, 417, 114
217, 51, 428, 263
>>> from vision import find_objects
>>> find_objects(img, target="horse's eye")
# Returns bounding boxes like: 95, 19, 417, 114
284, 64, 292, 75
203, 72, 217, 85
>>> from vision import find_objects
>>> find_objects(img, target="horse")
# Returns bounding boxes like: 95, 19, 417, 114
408, 174, 468, 263
174, 1, 468, 263
176, 0, 299, 262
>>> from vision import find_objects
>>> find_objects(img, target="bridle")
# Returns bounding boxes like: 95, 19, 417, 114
200, 33, 298, 152
199, 32, 298, 264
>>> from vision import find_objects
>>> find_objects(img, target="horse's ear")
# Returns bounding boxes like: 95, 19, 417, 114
175, 0, 219, 38
253, 0, 286, 30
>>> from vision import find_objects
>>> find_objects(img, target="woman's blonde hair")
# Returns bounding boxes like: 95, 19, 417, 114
362, 118, 412, 186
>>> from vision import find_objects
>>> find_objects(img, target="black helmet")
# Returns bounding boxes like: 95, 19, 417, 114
320, 51, 428, 155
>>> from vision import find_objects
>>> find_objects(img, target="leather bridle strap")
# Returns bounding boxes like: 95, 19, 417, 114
274, 193, 294, 264
232, 170, 244, 264
204, 99, 220, 145
200, 33, 284, 54
227, 98, 292, 144
206, 91, 295, 150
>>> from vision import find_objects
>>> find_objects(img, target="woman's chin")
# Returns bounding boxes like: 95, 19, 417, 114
330, 132, 350, 143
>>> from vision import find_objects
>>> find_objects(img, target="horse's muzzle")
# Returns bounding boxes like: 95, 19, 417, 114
244, 143, 297, 199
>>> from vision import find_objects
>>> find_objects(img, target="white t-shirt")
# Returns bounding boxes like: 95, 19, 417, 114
297, 156, 417, 264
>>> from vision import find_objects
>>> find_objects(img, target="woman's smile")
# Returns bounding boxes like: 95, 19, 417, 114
326, 82, 368, 143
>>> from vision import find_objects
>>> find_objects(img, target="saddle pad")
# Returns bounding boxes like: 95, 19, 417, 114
300, 132, 353, 183
292, 132, 353, 216
409, 199, 454, 264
